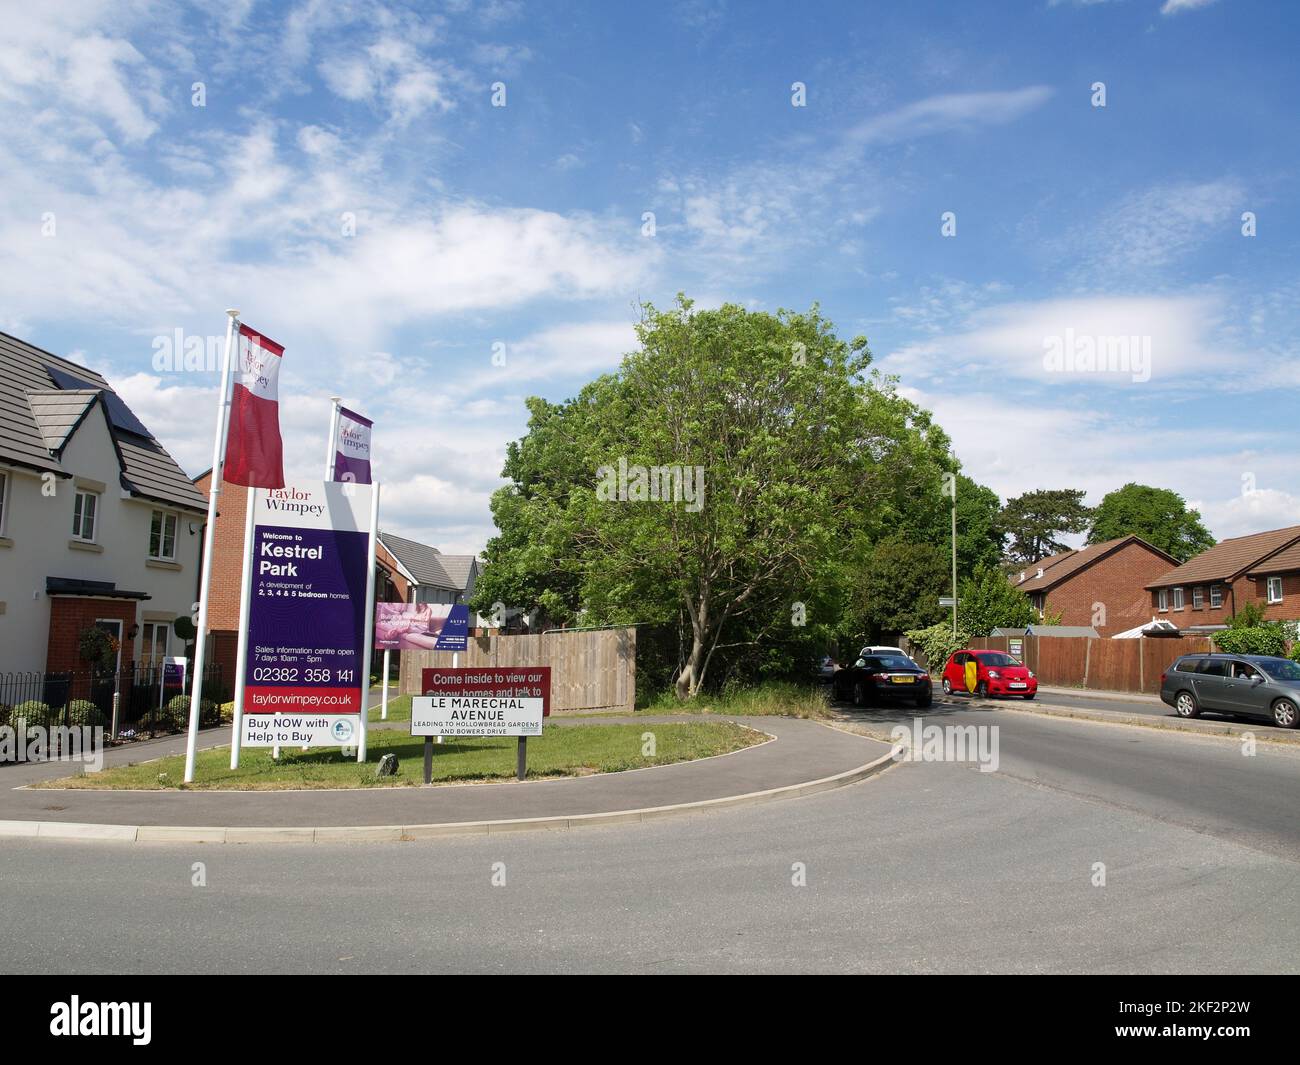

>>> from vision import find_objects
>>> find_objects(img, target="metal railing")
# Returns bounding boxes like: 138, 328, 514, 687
0, 663, 225, 744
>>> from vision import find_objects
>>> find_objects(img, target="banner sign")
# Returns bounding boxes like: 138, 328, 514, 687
374, 602, 470, 651
332, 407, 373, 485
412, 666, 550, 737
241, 480, 375, 748
162, 657, 187, 690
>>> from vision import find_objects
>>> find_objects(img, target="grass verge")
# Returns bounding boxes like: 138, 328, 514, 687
640, 680, 833, 720
37, 721, 764, 790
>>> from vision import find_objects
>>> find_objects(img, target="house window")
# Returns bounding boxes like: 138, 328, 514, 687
141, 622, 169, 668
150, 510, 178, 560
1209, 585, 1223, 609
72, 489, 99, 541
1267, 577, 1283, 604
1192, 587, 1204, 609
1172, 587, 1185, 610
1157, 589, 1168, 612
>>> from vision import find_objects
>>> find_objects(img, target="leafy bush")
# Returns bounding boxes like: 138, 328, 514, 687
1215, 625, 1287, 657
63, 699, 104, 726
12, 700, 51, 723
904, 623, 970, 672
160, 694, 218, 730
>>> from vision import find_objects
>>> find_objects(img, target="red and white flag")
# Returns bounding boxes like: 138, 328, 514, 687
224, 324, 285, 488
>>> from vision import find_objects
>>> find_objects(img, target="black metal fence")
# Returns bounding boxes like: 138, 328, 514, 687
0, 664, 226, 740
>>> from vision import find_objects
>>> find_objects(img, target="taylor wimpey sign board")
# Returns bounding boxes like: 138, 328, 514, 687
412, 666, 550, 737
332, 406, 373, 484
241, 481, 375, 748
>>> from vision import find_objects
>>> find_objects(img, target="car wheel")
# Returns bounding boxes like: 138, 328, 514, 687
915, 695, 932, 709
941, 678, 952, 695
975, 681, 988, 698
852, 682, 865, 709
1174, 690, 1200, 718
1272, 698, 1299, 729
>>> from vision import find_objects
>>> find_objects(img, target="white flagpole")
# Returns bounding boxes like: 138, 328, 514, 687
228, 488, 257, 769
357, 482, 380, 762
183, 309, 240, 784
324, 396, 342, 480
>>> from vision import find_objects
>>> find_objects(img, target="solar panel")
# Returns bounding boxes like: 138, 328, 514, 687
45, 365, 154, 438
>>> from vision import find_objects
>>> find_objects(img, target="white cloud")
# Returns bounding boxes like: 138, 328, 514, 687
880, 293, 1232, 387
844, 86, 1053, 148
0, 3, 167, 143
1161, 0, 1219, 15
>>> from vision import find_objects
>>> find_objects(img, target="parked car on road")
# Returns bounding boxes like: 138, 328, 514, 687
810, 654, 839, 684
940, 649, 1038, 699
1159, 653, 1300, 729
832, 653, 932, 708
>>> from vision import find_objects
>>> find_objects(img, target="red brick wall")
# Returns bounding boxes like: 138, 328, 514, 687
1151, 571, 1300, 625
1041, 541, 1177, 636
46, 598, 140, 673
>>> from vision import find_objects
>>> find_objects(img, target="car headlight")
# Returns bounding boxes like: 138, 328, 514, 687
1028, 670, 1035, 678
988, 670, 1000, 679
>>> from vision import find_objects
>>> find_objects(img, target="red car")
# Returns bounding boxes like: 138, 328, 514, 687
940, 649, 1037, 699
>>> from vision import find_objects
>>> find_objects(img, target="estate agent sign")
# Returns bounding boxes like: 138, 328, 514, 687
412, 666, 550, 737
240, 481, 376, 748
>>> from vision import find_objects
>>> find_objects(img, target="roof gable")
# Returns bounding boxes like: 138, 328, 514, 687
0, 331, 206, 512
1147, 525, 1300, 588
1017, 536, 1176, 593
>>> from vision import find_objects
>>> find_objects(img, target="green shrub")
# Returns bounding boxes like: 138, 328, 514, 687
12, 700, 51, 722
63, 699, 104, 726
903, 623, 970, 672
161, 694, 218, 730
1215, 625, 1286, 657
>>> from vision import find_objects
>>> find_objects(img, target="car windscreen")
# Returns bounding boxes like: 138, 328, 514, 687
874, 656, 916, 670
976, 652, 1019, 667
1258, 659, 1300, 682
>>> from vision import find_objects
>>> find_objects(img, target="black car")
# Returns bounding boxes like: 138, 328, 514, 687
832, 653, 932, 708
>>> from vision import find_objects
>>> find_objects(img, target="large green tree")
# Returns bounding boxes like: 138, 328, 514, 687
473, 295, 957, 698
956, 563, 1039, 637
1087, 482, 1215, 562
999, 488, 1093, 563
855, 540, 949, 639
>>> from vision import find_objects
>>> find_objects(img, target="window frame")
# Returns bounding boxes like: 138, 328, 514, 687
1267, 576, 1283, 604
1192, 587, 1204, 610
149, 509, 178, 561
1209, 584, 1223, 609
1172, 587, 1185, 611
72, 488, 99, 542
0, 468, 8, 536
1157, 588, 1168, 612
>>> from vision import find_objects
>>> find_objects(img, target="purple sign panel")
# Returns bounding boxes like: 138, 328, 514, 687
241, 482, 375, 747
332, 407, 373, 485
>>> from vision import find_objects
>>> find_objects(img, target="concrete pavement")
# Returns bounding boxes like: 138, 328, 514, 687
4, 705, 1298, 973
0, 715, 894, 839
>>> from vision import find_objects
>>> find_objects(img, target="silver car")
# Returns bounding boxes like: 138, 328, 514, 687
1159, 653, 1300, 729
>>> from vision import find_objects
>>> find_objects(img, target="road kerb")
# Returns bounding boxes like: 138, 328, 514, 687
1006, 700, 1300, 745
0, 744, 899, 845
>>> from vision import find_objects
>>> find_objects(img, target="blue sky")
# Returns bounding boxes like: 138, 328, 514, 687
1, 0, 1296, 554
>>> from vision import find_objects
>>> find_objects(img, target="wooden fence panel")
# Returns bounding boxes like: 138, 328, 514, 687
398, 627, 636, 714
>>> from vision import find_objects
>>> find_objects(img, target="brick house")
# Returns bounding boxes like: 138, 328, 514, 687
1144, 525, 1300, 629
192, 474, 478, 680
1012, 535, 1179, 636
0, 331, 207, 676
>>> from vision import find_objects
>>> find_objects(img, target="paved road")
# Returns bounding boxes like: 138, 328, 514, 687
2, 705, 1297, 973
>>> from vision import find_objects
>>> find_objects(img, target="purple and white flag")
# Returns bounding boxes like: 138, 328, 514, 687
332, 406, 373, 484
